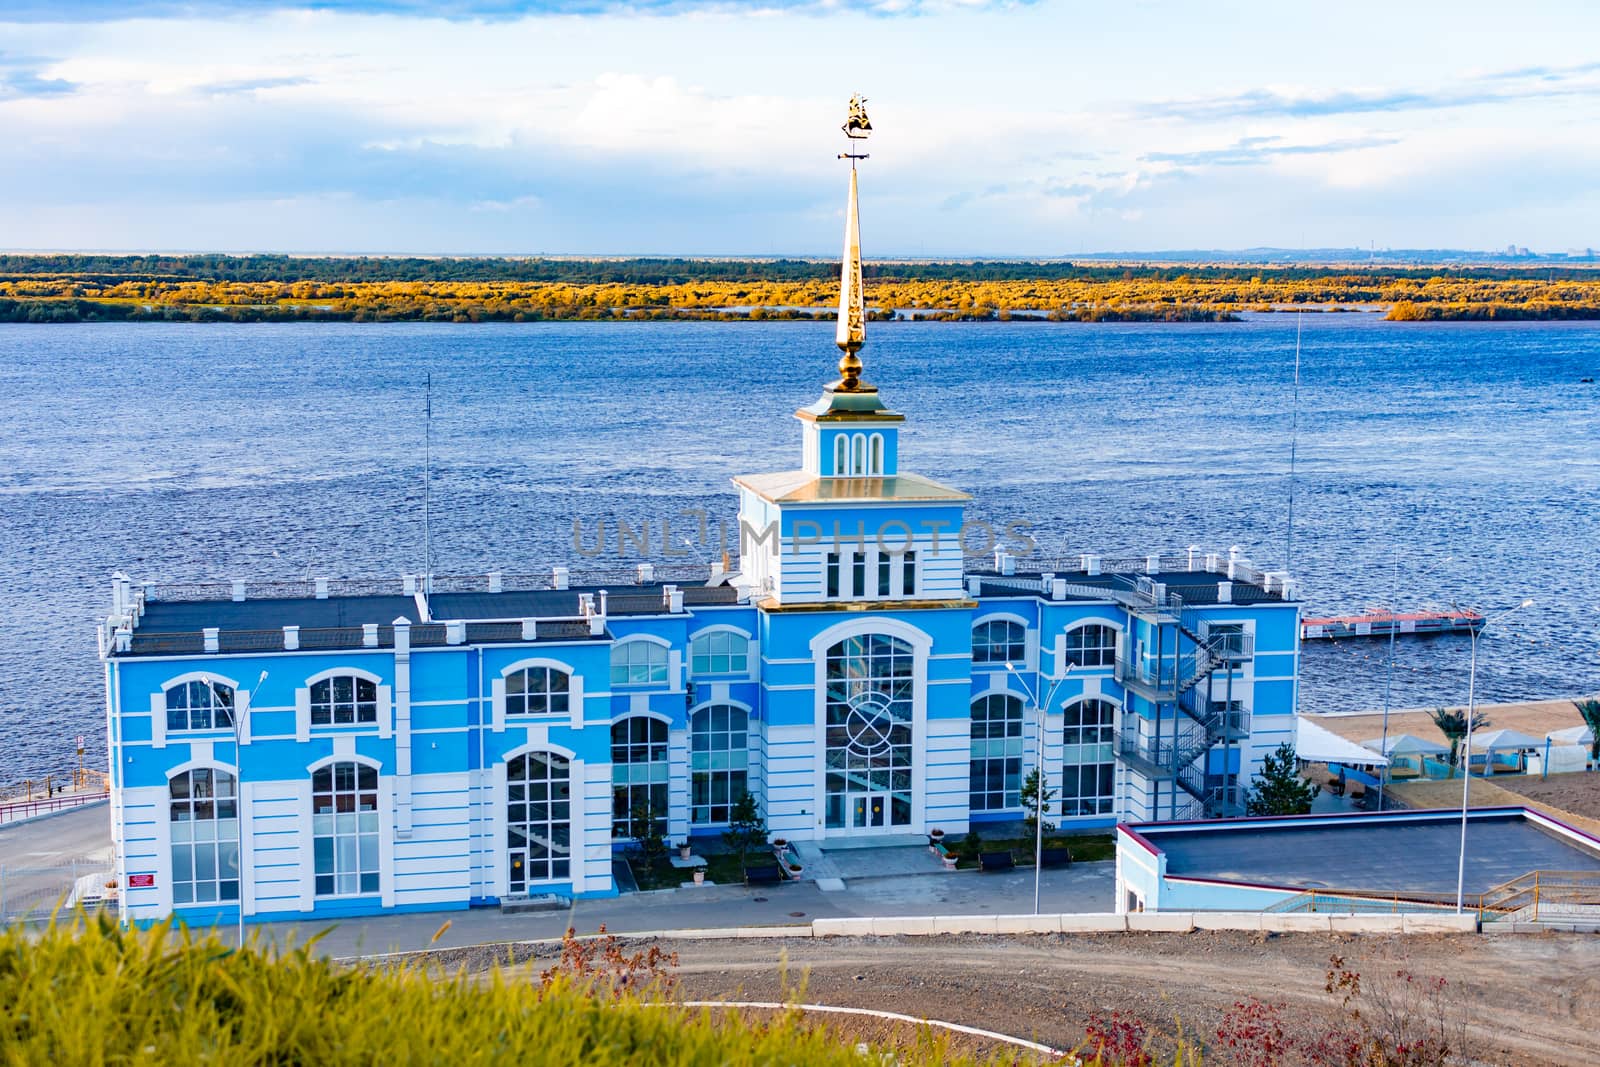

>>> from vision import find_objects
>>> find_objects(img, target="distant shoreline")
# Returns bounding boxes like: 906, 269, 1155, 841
4, 255, 1599, 324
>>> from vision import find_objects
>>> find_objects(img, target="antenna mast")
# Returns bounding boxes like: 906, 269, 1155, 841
424, 373, 433, 599
1286, 314, 1302, 572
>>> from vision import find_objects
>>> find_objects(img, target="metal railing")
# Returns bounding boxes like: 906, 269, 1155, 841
134, 563, 722, 604
0, 791, 110, 827
0, 860, 117, 924
1264, 869, 1600, 921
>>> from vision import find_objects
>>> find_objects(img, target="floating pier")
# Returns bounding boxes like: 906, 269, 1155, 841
1300, 609, 1484, 641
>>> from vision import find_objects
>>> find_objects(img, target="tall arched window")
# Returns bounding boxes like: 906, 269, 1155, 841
310, 674, 378, 726
969, 694, 1024, 811
170, 767, 238, 905
166, 680, 234, 732
824, 634, 914, 831
506, 666, 571, 716
690, 630, 748, 675
611, 717, 668, 838
869, 433, 884, 475
312, 762, 379, 896
508, 750, 571, 891
610, 640, 668, 686
852, 433, 868, 475
972, 619, 1026, 665
1062, 699, 1117, 816
833, 435, 849, 476
690, 704, 749, 824
1064, 624, 1118, 668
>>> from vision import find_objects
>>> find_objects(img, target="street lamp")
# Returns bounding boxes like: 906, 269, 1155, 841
1455, 600, 1533, 913
204, 669, 267, 946
1006, 660, 1075, 915
1375, 554, 1452, 811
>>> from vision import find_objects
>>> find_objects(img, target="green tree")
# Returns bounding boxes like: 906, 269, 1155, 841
1428, 706, 1491, 774
633, 800, 667, 868
721, 791, 768, 871
1019, 768, 1056, 859
1574, 698, 1600, 762
1244, 742, 1318, 816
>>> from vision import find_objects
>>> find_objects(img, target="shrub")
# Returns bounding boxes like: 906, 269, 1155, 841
0, 913, 1036, 1065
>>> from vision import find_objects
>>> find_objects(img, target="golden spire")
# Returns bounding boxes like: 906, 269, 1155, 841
831, 93, 871, 394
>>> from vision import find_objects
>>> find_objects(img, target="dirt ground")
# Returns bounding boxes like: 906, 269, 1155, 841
1312, 699, 1587, 751
433, 930, 1600, 1065
1386, 773, 1600, 839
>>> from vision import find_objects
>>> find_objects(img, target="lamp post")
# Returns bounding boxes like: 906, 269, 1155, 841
1376, 554, 1452, 811
1006, 661, 1075, 915
205, 670, 267, 946
1455, 600, 1533, 913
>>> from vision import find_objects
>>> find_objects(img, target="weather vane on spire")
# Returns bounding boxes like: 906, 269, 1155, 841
832, 94, 871, 391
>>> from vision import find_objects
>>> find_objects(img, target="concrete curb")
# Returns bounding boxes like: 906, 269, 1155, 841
340, 911, 1485, 962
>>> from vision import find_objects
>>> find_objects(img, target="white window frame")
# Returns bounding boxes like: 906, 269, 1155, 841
689, 627, 751, 677
610, 636, 670, 688
168, 765, 240, 908
689, 701, 751, 826
493, 656, 584, 733
309, 757, 383, 899
294, 667, 390, 743
151, 670, 245, 750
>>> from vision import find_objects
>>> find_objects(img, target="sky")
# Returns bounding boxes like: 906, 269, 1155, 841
1, 0, 1598, 256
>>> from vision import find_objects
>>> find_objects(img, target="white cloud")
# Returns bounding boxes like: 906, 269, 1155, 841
1, 2, 1598, 252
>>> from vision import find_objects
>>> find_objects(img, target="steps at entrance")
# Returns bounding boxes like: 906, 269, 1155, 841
501, 893, 570, 914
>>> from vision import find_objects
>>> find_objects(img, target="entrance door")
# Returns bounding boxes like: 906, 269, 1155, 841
508, 849, 527, 894
852, 794, 890, 829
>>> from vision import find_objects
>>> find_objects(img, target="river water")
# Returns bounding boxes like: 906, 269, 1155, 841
1, 315, 1596, 783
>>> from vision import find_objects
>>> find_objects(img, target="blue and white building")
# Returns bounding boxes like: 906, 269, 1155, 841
97, 149, 1302, 926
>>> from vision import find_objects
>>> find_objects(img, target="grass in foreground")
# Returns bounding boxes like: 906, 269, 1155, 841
0, 914, 1051, 1065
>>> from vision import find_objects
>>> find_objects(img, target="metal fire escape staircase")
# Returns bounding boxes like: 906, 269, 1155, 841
1110, 577, 1253, 819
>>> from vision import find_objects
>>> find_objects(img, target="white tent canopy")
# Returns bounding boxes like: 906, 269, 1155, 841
1547, 725, 1594, 746
1297, 716, 1389, 767
1360, 733, 1449, 758
1469, 728, 1543, 751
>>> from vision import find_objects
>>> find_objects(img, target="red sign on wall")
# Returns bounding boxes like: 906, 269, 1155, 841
128, 873, 155, 888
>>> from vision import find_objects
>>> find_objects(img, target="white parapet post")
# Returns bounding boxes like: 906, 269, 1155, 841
203, 627, 219, 653
487, 571, 503, 593
445, 620, 465, 645
283, 625, 299, 651
231, 580, 247, 602
362, 623, 379, 648
521, 618, 537, 641
552, 566, 570, 591
314, 577, 329, 600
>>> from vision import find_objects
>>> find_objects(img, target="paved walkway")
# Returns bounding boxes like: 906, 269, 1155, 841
0, 806, 1116, 956
274, 861, 1117, 958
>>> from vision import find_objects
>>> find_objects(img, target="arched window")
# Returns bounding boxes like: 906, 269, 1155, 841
610, 640, 668, 687
869, 433, 884, 475
312, 762, 379, 896
310, 674, 378, 726
611, 717, 668, 838
691, 705, 749, 824
852, 432, 868, 475
969, 694, 1024, 811
170, 767, 238, 905
506, 666, 571, 716
508, 750, 571, 890
166, 680, 234, 732
824, 634, 914, 830
1062, 699, 1117, 816
1064, 624, 1118, 668
690, 630, 749, 676
833, 435, 849, 476
972, 619, 1026, 665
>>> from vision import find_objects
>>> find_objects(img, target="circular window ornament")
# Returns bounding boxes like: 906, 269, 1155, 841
843, 692, 900, 756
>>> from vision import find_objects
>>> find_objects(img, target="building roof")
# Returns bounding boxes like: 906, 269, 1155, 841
1125, 808, 1600, 897
732, 470, 971, 504
114, 578, 742, 658
972, 569, 1288, 606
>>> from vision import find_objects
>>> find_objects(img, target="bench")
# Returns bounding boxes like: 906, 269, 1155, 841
744, 863, 783, 887
1037, 847, 1072, 869
978, 851, 1015, 873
